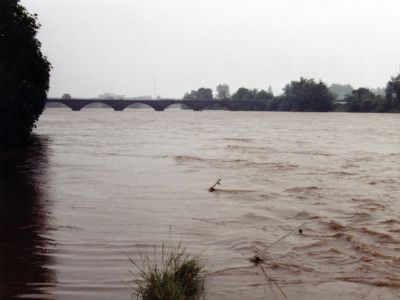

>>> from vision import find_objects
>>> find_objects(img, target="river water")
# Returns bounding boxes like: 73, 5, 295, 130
1, 109, 399, 299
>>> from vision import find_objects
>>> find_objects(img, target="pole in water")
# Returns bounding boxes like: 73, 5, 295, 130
209, 179, 221, 192
250, 222, 307, 264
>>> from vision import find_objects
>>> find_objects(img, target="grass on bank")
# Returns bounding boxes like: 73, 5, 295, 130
130, 241, 204, 300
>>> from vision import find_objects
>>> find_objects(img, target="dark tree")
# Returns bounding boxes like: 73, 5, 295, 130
255, 89, 273, 101
281, 78, 333, 112
215, 84, 230, 100
0, 0, 51, 148
183, 88, 213, 101
196, 88, 213, 101
232, 87, 273, 102
61, 93, 71, 99
232, 87, 257, 101
345, 88, 386, 112
385, 71, 400, 111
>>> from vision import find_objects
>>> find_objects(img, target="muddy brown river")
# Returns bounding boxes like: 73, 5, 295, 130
1, 109, 399, 299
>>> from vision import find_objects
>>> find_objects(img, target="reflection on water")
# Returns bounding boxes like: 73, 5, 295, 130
0, 136, 55, 299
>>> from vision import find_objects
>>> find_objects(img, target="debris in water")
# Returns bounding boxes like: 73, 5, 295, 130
260, 264, 288, 300
251, 222, 307, 262
249, 256, 263, 265
250, 223, 307, 298
208, 179, 221, 192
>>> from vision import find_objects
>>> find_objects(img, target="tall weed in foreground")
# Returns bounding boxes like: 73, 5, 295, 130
129, 241, 204, 300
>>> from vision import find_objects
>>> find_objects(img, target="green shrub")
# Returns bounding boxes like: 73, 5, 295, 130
130, 241, 204, 300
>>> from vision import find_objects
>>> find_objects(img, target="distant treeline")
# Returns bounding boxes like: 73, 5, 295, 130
183, 71, 400, 113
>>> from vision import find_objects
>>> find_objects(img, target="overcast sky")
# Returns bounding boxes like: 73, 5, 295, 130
22, 0, 400, 98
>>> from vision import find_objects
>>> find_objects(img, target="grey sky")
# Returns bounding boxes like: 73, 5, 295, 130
22, 0, 400, 98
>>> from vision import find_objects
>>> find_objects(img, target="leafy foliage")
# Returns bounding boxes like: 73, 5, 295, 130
230, 79, 332, 111
345, 88, 386, 112
0, 0, 51, 148
255, 89, 274, 101
385, 71, 400, 111
183, 88, 213, 101
61, 93, 72, 99
180, 69, 400, 113
215, 84, 231, 100
232, 87, 257, 101
231, 87, 273, 103
280, 78, 334, 112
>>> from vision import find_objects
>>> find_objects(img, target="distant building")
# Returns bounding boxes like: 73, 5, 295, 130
125, 96, 153, 100
97, 93, 160, 100
98, 93, 125, 100
370, 87, 385, 97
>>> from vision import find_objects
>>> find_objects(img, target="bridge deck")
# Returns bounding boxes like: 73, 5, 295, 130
46, 98, 267, 111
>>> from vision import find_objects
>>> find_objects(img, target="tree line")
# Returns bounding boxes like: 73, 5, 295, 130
183, 73, 400, 113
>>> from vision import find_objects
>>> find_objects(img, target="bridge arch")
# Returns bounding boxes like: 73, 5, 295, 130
164, 101, 191, 110
124, 103, 155, 110
80, 102, 114, 110
45, 101, 72, 110
177, 103, 193, 110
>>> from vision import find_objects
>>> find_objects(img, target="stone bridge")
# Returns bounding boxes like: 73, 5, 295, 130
46, 98, 267, 111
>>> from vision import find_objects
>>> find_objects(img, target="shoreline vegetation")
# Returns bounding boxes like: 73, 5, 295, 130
181, 74, 400, 113
0, 0, 51, 149
130, 241, 204, 300
129, 224, 308, 300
